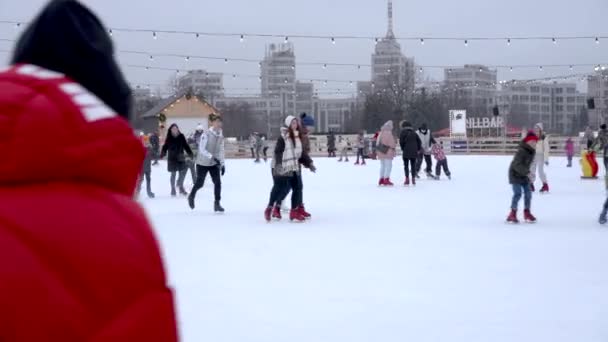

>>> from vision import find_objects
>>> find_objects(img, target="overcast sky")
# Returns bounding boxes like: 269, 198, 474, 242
1, 0, 607, 97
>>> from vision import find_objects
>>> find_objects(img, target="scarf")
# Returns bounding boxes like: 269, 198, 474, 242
277, 128, 302, 175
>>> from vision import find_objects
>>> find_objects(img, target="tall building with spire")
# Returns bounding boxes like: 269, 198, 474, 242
370, 0, 415, 93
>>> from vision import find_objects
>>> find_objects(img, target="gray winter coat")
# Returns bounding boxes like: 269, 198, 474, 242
196, 128, 225, 166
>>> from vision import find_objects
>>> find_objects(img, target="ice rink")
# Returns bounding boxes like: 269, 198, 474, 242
141, 155, 608, 342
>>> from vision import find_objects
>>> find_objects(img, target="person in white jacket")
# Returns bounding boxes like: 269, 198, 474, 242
530, 122, 550, 193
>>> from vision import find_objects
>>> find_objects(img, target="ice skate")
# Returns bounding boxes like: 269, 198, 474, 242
523, 209, 536, 223
362, 160, 366, 165
272, 206, 282, 220
600, 208, 608, 225
338, 158, 343, 162
447, 175, 452, 180
187, 194, 195, 209
539, 183, 549, 194
426, 172, 438, 180
404, 177, 410, 186
354, 160, 360, 165
379, 178, 386, 186
385, 179, 394, 186
412, 176, 416, 186
214, 201, 225, 213
506, 209, 519, 224
289, 209, 306, 222
171, 188, 177, 197
179, 187, 189, 196
147, 191, 155, 199
264, 207, 272, 222
298, 205, 311, 219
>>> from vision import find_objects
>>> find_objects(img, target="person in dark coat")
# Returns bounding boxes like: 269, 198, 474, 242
399, 121, 422, 186
137, 134, 155, 198
327, 132, 336, 157
161, 123, 193, 196
150, 131, 160, 165
507, 131, 538, 223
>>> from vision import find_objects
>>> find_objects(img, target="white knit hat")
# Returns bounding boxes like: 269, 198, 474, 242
284, 115, 297, 127
535, 122, 544, 131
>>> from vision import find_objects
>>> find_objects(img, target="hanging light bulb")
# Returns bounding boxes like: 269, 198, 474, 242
419, 67, 423, 73
15, 22, 21, 29
552, 37, 557, 44
507, 38, 511, 46
233, 74, 237, 79
569, 65, 573, 71
224, 58, 228, 64
108, 29, 113, 36
259, 62, 262, 68
539, 66, 543, 71
258, 76, 262, 82
176, 69, 180, 74
284, 36, 289, 43
185, 56, 190, 62
357, 65, 361, 70
374, 38, 379, 45
510, 66, 513, 72
149, 55, 154, 61
331, 37, 336, 45
596, 37, 600, 44
464, 39, 468, 47
420, 38, 424, 45
291, 65, 295, 70
448, 68, 452, 73
324, 80, 328, 86
195, 33, 200, 38
152, 31, 157, 39
349, 81, 353, 86
284, 78, 288, 83
240, 34, 244, 43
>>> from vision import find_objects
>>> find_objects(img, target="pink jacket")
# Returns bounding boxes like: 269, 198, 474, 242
565, 139, 575, 157
431, 143, 447, 161
376, 122, 396, 160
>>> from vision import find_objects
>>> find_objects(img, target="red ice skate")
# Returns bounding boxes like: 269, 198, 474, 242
385, 178, 394, 186
404, 177, 410, 186
379, 178, 386, 186
539, 183, 549, 194
264, 207, 272, 222
523, 209, 537, 223
272, 206, 282, 220
506, 209, 519, 224
298, 205, 311, 219
289, 209, 306, 222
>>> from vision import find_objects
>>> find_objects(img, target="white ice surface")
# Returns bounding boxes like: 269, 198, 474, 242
141, 156, 608, 342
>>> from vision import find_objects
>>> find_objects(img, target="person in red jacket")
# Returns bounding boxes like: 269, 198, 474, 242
0, 1, 178, 341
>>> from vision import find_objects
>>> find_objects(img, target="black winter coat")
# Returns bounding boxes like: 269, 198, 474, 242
161, 133, 193, 172
399, 127, 422, 159
509, 142, 536, 184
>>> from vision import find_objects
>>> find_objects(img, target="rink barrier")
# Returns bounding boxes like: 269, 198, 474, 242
225, 136, 586, 159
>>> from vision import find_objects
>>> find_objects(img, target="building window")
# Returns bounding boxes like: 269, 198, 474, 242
541, 105, 550, 112
556, 97, 564, 103
566, 97, 575, 103
541, 97, 550, 103
531, 86, 540, 93
567, 88, 576, 94
542, 88, 551, 94
520, 95, 529, 102
567, 105, 575, 112
531, 105, 540, 112
531, 95, 540, 102
555, 88, 563, 94
556, 105, 564, 111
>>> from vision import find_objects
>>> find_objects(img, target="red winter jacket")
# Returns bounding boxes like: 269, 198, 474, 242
0, 65, 178, 341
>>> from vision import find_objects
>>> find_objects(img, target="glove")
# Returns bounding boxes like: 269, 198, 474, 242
221, 165, 226, 176
213, 158, 221, 165
309, 164, 317, 173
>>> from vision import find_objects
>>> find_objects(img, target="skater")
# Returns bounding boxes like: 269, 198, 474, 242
137, 134, 156, 198
337, 136, 350, 162
161, 123, 194, 197
529, 123, 550, 193
416, 123, 435, 178
399, 121, 421, 186
188, 113, 225, 212
584, 126, 595, 149
249, 133, 257, 159
507, 131, 539, 223
432, 141, 451, 180
565, 137, 575, 167
355, 131, 367, 165
265, 116, 307, 222
261, 134, 269, 162
0, 0, 178, 339
327, 132, 336, 157
186, 124, 205, 185
254, 133, 263, 163
592, 124, 608, 172
377, 120, 397, 186
150, 130, 160, 165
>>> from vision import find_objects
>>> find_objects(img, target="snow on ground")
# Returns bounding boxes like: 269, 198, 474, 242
141, 155, 608, 342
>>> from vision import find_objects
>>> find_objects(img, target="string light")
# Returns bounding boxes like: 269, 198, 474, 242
149, 55, 154, 61
195, 33, 200, 38
464, 39, 468, 47
185, 56, 190, 62
233, 74, 236, 79
224, 58, 228, 64
569, 65, 573, 70
419, 67, 423, 73
552, 38, 557, 44
291, 65, 295, 70
331, 37, 336, 45
14, 22, 20, 29
284, 36, 289, 43
596, 37, 600, 44
357, 65, 361, 70
240, 34, 244, 43
108, 29, 113, 36
420, 38, 424, 45
323, 64, 327, 69
259, 62, 262, 68
507, 38, 511, 46
539, 66, 543, 71
284, 78, 288, 83
510, 67, 513, 72
152, 31, 157, 39
374, 38, 379, 45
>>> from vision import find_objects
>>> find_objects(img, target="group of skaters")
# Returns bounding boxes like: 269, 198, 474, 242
136, 114, 227, 213
249, 132, 269, 163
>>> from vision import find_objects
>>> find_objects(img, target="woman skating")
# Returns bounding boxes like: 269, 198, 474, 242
529, 123, 550, 193
265, 116, 309, 222
377, 120, 397, 186
161, 123, 193, 197
399, 121, 421, 186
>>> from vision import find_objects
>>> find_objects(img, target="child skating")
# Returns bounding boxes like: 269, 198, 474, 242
507, 131, 538, 224
337, 136, 350, 162
565, 138, 575, 167
431, 141, 451, 180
